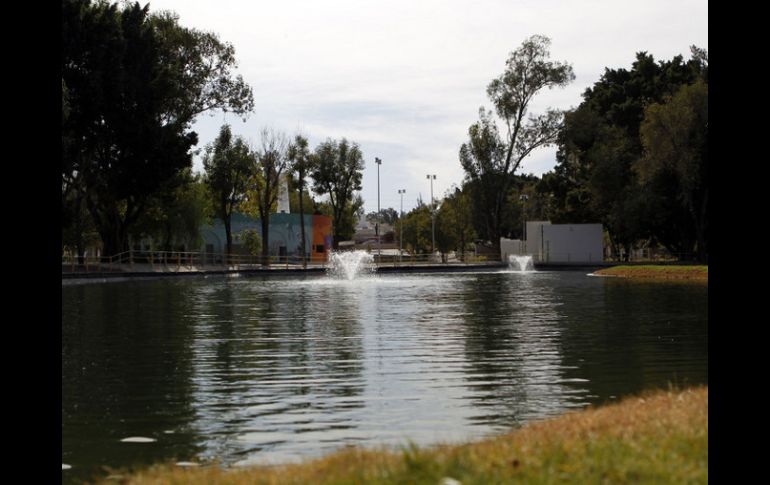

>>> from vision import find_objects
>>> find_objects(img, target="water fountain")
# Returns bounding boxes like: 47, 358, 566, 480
508, 254, 534, 272
326, 250, 376, 280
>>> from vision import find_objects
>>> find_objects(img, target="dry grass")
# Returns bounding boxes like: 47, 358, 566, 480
106, 386, 708, 484
594, 265, 708, 281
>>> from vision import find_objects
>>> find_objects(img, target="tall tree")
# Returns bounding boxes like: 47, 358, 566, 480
436, 187, 477, 261
61, 0, 254, 256
551, 48, 707, 258
460, 35, 574, 249
310, 138, 365, 249
132, 168, 211, 252
203, 125, 254, 259
287, 134, 313, 268
246, 128, 290, 266
639, 80, 708, 261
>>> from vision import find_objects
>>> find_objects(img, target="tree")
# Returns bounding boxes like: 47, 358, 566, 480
246, 128, 290, 266
61, 0, 254, 256
436, 186, 477, 261
310, 138, 365, 249
460, 35, 574, 249
550, 48, 707, 258
239, 229, 262, 256
203, 125, 254, 259
399, 203, 433, 256
287, 134, 314, 268
639, 80, 708, 261
131, 168, 211, 252
366, 208, 399, 225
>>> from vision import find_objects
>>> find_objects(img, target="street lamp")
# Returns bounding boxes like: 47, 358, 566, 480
519, 194, 529, 255
375, 157, 382, 262
398, 189, 405, 262
427, 174, 436, 257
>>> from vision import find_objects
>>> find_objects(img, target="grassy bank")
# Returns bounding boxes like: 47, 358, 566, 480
106, 386, 708, 484
594, 265, 708, 281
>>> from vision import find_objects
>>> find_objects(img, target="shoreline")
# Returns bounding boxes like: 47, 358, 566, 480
592, 265, 708, 281
95, 386, 708, 484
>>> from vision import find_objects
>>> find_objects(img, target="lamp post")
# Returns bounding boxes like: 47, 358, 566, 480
398, 189, 405, 262
427, 174, 436, 257
519, 194, 529, 255
375, 157, 382, 263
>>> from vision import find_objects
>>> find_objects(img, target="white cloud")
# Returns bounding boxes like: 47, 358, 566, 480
147, 0, 707, 213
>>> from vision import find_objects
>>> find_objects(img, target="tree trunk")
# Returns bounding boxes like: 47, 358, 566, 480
299, 180, 307, 269
694, 188, 708, 263
261, 217, 270, 267
224, 216, 232, 265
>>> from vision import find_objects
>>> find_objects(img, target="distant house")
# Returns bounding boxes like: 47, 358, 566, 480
200, 212, 332, 262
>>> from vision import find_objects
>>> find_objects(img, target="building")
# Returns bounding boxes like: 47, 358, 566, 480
501, 221, 604, 264
200, 212, 332, 262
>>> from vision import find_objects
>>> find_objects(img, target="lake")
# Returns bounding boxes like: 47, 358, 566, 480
62, 268, 707, 482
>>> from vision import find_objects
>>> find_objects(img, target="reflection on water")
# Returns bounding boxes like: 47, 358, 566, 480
62, 271, 707, 482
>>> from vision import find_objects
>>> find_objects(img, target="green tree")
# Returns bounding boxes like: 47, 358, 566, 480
436, 187, 477, 261
460, 35, 574, 249
551, 48, 706, 259
639, 80, 708, 261
399, 203, 433, 256
287, 134, 314, 267
310, 138, 365, 249
245, 128, 290, 266
132, 168, 211, 252
203, 125, 254, 259
317, 194, 364, 244
61, 0, 254, 256
239, 229, 262, 256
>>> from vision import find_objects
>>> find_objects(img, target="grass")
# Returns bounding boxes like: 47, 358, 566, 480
104, 386, 708, 484
594, 265, 708, 281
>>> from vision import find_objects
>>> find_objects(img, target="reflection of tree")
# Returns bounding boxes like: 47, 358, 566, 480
188, 277, 365, 465
557, 278, 708, 404
459, 273, 579, 428
61, 280, 201, 482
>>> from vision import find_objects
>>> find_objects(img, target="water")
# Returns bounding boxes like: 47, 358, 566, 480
508, 255, 534, 272
62, 270, 707, 482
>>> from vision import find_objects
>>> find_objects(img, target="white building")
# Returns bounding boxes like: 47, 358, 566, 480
501, 221, 604, 263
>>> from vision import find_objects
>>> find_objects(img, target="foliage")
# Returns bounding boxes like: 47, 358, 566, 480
459, 35, 574, 247
316, 194, 364, 243
366, 208, 400, 225
436, 186, 477, 259
547, 48, 707, 259
238, 229, 262, 256
399, 204, 433, 255
638, 80, 708, 261
203, 124, 254, 256
61, 0, 253, 256
310, 138, 365, 248
132, 168, 211, 251
244, 128, 290, 264
287, 134, 314, 264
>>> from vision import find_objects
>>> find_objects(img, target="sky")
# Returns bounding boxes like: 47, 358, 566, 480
145, 0, 707, 214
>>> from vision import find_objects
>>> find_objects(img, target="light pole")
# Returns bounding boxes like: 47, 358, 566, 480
427, 174, 436, 257
519, 194, 529, 255
398, 189, 405, 262
375, 157, 382, 262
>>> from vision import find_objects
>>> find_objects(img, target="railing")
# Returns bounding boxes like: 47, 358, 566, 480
61, 250, 501, 274
62, 247, 703, 275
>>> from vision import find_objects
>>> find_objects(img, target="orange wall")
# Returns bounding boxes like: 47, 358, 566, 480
311, 215, 333, 261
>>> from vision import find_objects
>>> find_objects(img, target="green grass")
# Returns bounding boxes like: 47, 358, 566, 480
106, 386, 708, 484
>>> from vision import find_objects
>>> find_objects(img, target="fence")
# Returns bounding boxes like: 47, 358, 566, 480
61, 250, 499, 274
